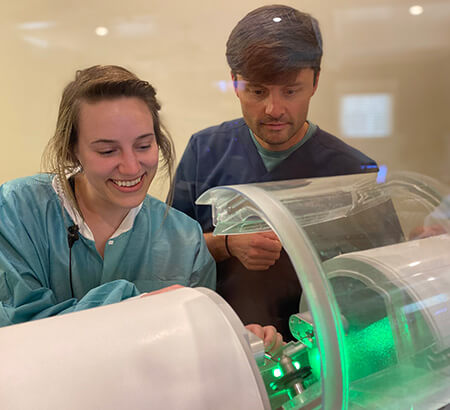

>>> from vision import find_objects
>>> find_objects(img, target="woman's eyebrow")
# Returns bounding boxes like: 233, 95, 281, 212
90, 133, 155, 145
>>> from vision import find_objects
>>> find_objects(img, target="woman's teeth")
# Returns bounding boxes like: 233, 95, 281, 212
113, 176, 142, 187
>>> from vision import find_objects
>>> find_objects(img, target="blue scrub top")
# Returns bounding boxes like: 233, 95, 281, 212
171, 117, 379, 339
173, 118, 378, 232
0, 174, 216, 326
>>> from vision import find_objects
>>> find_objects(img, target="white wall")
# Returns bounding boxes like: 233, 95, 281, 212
1, 0, 449, 199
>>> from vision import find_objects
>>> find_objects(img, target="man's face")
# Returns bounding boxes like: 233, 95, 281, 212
234, 69, 319, 151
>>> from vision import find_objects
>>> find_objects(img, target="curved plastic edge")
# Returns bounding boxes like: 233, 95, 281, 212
198, 185, 348, 410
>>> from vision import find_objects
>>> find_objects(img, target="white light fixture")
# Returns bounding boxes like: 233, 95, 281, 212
409, 5, 424, 16
18, 21, 55, 30
273, 17, 282, 22
95, 26, 109, 36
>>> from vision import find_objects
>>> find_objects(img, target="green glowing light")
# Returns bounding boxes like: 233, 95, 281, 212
344, 317, 396, 381
293, 361, 301, 370
273, 368, 283, 378
308, 346, 321, 380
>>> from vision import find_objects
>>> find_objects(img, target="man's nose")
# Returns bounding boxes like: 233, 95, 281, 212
264, 93, 285, 119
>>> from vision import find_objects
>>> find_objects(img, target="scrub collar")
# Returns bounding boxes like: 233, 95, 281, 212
52, 175, 143, 241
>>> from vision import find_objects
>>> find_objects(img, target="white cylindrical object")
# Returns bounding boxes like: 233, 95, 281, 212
0, 287, 269, 410
326, 234, 450, 351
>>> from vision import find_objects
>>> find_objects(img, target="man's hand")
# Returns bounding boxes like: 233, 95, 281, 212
227, 232, 282, 270
245, 324, 284, 354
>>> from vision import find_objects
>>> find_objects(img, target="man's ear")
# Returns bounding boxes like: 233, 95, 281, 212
312, 70, 320, 96
231, 71, 239, 96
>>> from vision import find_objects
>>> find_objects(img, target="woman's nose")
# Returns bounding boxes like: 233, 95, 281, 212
118, 152, 140, 175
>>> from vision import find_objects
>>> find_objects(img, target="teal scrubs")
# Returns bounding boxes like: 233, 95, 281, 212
0, 174, 216, 326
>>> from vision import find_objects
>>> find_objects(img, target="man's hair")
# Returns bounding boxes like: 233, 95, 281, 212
42, 65, 175, 209
226, 4, 323, 84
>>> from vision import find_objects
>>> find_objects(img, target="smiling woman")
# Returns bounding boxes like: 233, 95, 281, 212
0, 65, 216, 326
74, 97, 160, 256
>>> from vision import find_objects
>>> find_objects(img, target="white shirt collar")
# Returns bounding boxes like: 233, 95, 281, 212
52, 175, 143, 241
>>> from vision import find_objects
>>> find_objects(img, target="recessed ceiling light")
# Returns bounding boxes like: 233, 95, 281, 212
95, 26, 109, 36
273, 17, 282, 22
409, 5, 424, 16
18, 21, 54, 30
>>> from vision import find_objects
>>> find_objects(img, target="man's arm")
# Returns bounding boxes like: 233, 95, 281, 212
204, 231, 282, 270
204, 232, 230, 262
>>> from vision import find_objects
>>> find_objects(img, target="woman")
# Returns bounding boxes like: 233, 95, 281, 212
0, 65, 215, 325
0, 65, 282, 352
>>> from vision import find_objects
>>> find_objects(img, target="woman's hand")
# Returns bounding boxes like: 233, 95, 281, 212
140, 284, 184, 297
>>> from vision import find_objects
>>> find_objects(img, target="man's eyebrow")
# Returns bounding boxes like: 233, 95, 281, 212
90, 133, 155, 145
245, 82, 264, 87
285, 82, 304, 87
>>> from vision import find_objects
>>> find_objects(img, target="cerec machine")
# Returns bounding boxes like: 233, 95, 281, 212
1, 172, 449, 409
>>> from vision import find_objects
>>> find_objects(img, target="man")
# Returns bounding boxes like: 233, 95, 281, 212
172, 5, 378, 339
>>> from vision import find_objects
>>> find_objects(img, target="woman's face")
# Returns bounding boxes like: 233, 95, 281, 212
75, 97, 159, 214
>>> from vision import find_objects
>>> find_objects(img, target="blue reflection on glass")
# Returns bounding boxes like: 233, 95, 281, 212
376, 164, 388, 183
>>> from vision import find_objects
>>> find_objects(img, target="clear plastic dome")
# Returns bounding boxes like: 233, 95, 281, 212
197, 171, 450, 409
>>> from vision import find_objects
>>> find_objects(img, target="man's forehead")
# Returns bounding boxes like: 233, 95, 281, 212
236, 69, 314, 86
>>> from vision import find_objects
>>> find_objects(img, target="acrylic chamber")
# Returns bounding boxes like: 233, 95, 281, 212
197, 171, 450, 410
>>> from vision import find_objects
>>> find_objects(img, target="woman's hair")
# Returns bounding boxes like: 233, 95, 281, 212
42, 65, 175, 210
